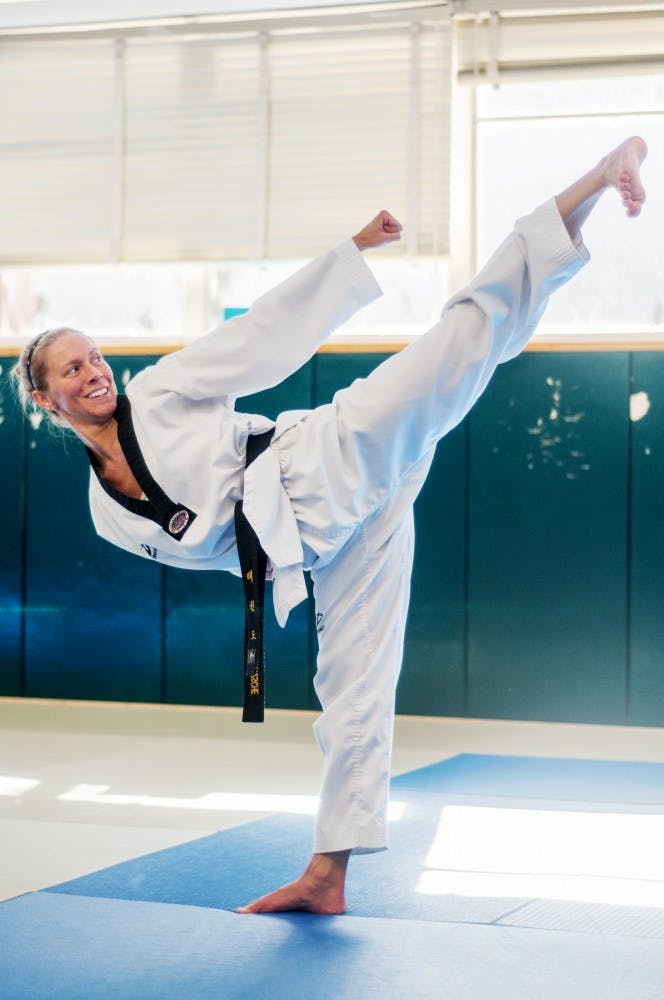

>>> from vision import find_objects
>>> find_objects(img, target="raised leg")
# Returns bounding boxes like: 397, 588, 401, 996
279, 195, 588, 574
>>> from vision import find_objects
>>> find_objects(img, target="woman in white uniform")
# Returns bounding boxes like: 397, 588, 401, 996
14, 137, 647, 915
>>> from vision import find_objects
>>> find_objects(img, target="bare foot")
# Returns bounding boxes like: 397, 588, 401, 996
236, 850, 350, 915
602, 136, 648, 217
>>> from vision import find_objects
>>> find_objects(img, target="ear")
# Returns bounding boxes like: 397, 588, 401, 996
31, 389, 56, 413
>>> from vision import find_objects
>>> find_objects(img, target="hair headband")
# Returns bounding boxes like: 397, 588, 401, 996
24, 332, 46, 391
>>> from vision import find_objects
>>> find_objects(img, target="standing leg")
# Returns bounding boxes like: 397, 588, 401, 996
238, 136, 648, 916
310, 503, 415, 859
238, 496, 417, 914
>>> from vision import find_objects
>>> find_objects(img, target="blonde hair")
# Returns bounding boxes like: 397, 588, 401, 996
12, 327, 85, 430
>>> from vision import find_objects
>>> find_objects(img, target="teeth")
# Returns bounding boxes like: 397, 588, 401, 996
88, 387, 108, 399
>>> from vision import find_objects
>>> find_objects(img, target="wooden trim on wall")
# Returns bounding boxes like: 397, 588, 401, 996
3, 337, 664, 359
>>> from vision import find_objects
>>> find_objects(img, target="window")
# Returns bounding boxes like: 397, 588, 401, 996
475, 73, 664, 338
4, 7, 664, 345
0, 254, 449, 344
0, 17, 452, 261
0, 11, 452, 342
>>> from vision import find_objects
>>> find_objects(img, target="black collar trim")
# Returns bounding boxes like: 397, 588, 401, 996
87, 394, 197, 542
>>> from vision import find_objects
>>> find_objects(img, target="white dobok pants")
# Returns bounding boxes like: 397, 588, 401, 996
272, 198, 588, 855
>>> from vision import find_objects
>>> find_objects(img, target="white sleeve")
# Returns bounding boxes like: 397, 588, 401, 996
139, 237, 382, 401
443, 197, 589, 367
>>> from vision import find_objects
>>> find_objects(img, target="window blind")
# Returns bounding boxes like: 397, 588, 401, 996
0, 13, 452, 263
122, 35, 264, 260
455, 1, 664, 12
456, 7, 664, 79
265, 23, 451, 256
0, 39, 117, 262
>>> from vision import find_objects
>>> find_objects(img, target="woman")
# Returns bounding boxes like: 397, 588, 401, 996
14, 136, 647, 915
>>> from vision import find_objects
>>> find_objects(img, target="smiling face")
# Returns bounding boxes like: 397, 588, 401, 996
32, 331, 118, 430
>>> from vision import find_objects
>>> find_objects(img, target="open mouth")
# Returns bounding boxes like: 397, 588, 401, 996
86, 387, 109, 399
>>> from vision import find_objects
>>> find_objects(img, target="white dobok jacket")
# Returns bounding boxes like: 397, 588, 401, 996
88, 237, 382, 627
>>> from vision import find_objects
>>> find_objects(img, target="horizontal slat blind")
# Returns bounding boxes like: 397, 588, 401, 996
456, 9, 664, 77
0, 39, 117, 262
123, 36, 263, 260
418, 26, 451, 256
268, 30, 411, 256
0, 15, 452, 263
267, 23, 451, 256
455, 0, 663, 12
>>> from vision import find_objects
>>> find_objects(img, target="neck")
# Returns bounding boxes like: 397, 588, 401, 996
68, 414, 119, 465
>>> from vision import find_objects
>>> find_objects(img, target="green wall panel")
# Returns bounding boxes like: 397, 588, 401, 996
0, 361, 23, 695
164, 362, 315, 712
629, 353, 664, 726
467, 352, 629, 724
24, 357, 163, 702
238, 365, 314, 422
400, 423, 466, 717
164, 568, 243, 708
313, 353, 385, 409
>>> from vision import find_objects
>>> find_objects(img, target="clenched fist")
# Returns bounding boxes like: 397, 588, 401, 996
352, 210, 403, 251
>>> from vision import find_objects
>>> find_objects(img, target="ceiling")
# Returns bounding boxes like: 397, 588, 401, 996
0, 0, 425, 30
0, 0, 661, 31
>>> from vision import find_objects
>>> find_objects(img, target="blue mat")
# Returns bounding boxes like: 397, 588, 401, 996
43, 753, 664, 923
47, 806, 517, 923
4, 753, 664, 1000
2, 891, 663, 1000
393, 752, 664, 803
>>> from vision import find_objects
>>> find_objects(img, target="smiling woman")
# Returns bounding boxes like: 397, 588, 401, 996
30, 332, 116, 421
13, 327, 85, 429
14, 328, 143, 499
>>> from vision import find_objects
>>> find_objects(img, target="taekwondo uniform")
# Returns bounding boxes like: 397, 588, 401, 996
87, 197, 589, 856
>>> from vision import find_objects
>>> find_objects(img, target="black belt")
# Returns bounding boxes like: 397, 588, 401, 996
234, 428, 275, 723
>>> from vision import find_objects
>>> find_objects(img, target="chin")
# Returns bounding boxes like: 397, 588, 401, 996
81, 396, 118, 420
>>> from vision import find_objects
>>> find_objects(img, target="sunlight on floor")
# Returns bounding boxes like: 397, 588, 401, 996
416, 805, 664, 909
0, 776, 41, 796
56, 782, 407, 821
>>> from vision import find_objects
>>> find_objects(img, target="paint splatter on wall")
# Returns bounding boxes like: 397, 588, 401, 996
524, 376, 589, 481
630, 391, 651, 422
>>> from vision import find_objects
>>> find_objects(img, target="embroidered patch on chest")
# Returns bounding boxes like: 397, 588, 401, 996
168, 510, 190, 535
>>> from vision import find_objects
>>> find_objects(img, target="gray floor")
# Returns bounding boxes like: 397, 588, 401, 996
3, 696, 664, 906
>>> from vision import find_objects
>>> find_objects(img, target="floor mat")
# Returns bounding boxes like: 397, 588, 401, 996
43, 753, 664, 930
2, 891, 663, 1000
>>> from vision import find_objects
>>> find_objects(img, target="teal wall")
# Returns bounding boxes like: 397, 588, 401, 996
1, 349, 662, 726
